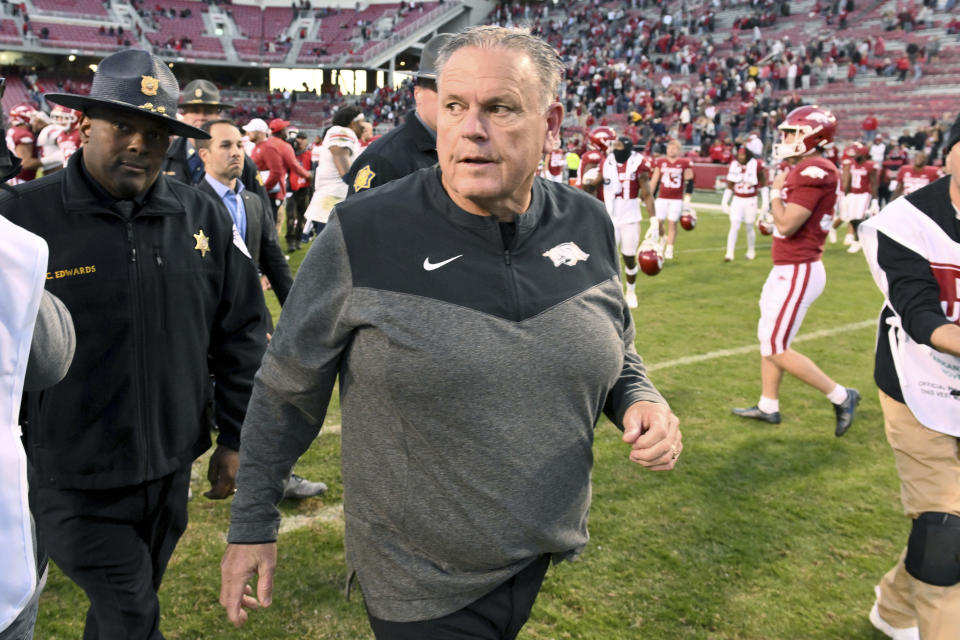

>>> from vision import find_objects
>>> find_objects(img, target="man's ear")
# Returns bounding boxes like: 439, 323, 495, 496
542, 101, 564, 154
78, 114, 93, 145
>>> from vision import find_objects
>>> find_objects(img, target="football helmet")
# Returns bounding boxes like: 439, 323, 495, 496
51, 104, 82, 129
680, 209, 697, 231
587, 126, 617, 154
638, 249, 663, 276
9, 103, 37, 127
757, 212, 775, 236
773, 106, 837, 161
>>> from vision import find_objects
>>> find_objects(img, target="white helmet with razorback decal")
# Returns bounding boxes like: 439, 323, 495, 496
51, 104, 83, 130
587, 126, 617, 155
773, 105, 837, 161
8, 103, 37, 127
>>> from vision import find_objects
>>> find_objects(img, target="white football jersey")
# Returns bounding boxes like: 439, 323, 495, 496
314, 125, 359, 192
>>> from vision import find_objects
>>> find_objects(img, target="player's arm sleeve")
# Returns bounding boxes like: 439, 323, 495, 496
207, 218, 270, 451
877, 231, 953, 347
228, 212, 355, 543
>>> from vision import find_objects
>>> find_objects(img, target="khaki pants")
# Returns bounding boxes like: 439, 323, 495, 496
876, 390, 960, 638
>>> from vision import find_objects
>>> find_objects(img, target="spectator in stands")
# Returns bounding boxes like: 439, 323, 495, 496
343, 32, 452, 196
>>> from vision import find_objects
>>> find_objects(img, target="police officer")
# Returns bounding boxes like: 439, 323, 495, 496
162, 78, 271, 210
2, 50, 267, 640
343, 32, 453, 195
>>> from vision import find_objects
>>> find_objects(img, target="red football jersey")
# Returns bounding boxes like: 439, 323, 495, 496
654, 157, 691, 199
772, 156, 839, 265
610, 153, 652, 201
846, 159, 876, 195
577, 149, 605, 201
727, 158, 765, 197
5, 125, 37, 183
546, 149, 566, 177
897, 165, 943, 196
56, 128, 81, 167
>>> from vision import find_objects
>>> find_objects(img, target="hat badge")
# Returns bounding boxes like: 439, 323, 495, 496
194, 87, 203, 98
141, 75, 159, 97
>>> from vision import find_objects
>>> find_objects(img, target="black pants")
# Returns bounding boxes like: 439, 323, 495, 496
285, 187, 310, 244
30, 467, 191, 640
367, 554, 551, 640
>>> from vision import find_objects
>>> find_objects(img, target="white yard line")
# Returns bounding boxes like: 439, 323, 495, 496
646, 319, 876, 372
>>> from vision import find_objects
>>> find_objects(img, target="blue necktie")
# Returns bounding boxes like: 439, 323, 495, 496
223, 190, 246, 243
187, 152, 204, 184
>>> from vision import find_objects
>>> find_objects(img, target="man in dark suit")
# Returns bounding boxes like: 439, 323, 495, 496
196, 119, 292, 305
163, 79, 272, 213
196, 118, 327, 500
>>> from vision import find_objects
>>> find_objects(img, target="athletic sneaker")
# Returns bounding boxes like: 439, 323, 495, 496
843, 233, 854, 246
869, 587, 919, 640
724, 252, 734, 262
283, 474, 328, 500
731, 405, 781, 424
624, 289, 638, 309
664, 244, 674, 259
834, 388, 860, 437
847, 240, 861, 254
745, 248, 756, 260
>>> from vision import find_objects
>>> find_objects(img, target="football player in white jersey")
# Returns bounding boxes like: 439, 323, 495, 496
602, 136, 657, 308
720, 144, 769, 261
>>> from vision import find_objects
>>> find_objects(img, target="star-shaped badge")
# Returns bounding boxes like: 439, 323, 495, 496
193, 229, 210, 257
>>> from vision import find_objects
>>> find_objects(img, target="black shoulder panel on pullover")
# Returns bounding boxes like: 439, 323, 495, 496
335, 168, 619, 322
904, 176, 960, 240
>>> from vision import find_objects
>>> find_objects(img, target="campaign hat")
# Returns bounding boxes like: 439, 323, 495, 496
44, 49, 209, 139
180, 79, 234, 109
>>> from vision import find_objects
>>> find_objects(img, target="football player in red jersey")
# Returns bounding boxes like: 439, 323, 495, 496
891, 151, 944, 200
721, 144, 769, 261
649, 138, 694, 259
4, 104, 41, 185
733, 106, 860, 436
601, 136, 657, 308
541, 145, 566, 183
51, 104, 83, 167
839, 141, 879, 253
576, 127, 615, 200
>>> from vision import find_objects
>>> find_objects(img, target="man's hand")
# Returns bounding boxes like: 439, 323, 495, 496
220, 543, 277, 627
205, 445, 239, 499
621, 402, 682, 470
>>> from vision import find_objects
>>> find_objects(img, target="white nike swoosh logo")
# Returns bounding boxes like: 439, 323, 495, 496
423, 254, 463, 271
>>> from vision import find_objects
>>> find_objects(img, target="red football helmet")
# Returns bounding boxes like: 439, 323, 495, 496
758, 218, 774, 236
774, 106, 837, 161
680, 209, 697, 231
587, 126, 617, 154
51, 104, 83, 130
638, 249, 663, 276
9, 103, 36, 127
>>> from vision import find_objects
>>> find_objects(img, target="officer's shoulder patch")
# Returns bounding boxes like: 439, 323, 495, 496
353, 165, 376, 191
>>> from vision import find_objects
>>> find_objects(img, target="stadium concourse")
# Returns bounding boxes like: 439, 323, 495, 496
2, 0, 958, 636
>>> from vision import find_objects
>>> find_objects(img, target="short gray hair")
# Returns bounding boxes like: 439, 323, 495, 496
434, 25, 565, 111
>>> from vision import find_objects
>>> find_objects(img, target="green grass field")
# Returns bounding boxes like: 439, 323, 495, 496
34, 192, 901, 639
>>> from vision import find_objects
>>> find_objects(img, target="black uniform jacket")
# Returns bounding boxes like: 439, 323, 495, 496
344, 110, 437, 196
198, 178, 293, 305
1, 150, 268, 490
164, 136, 273, 212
